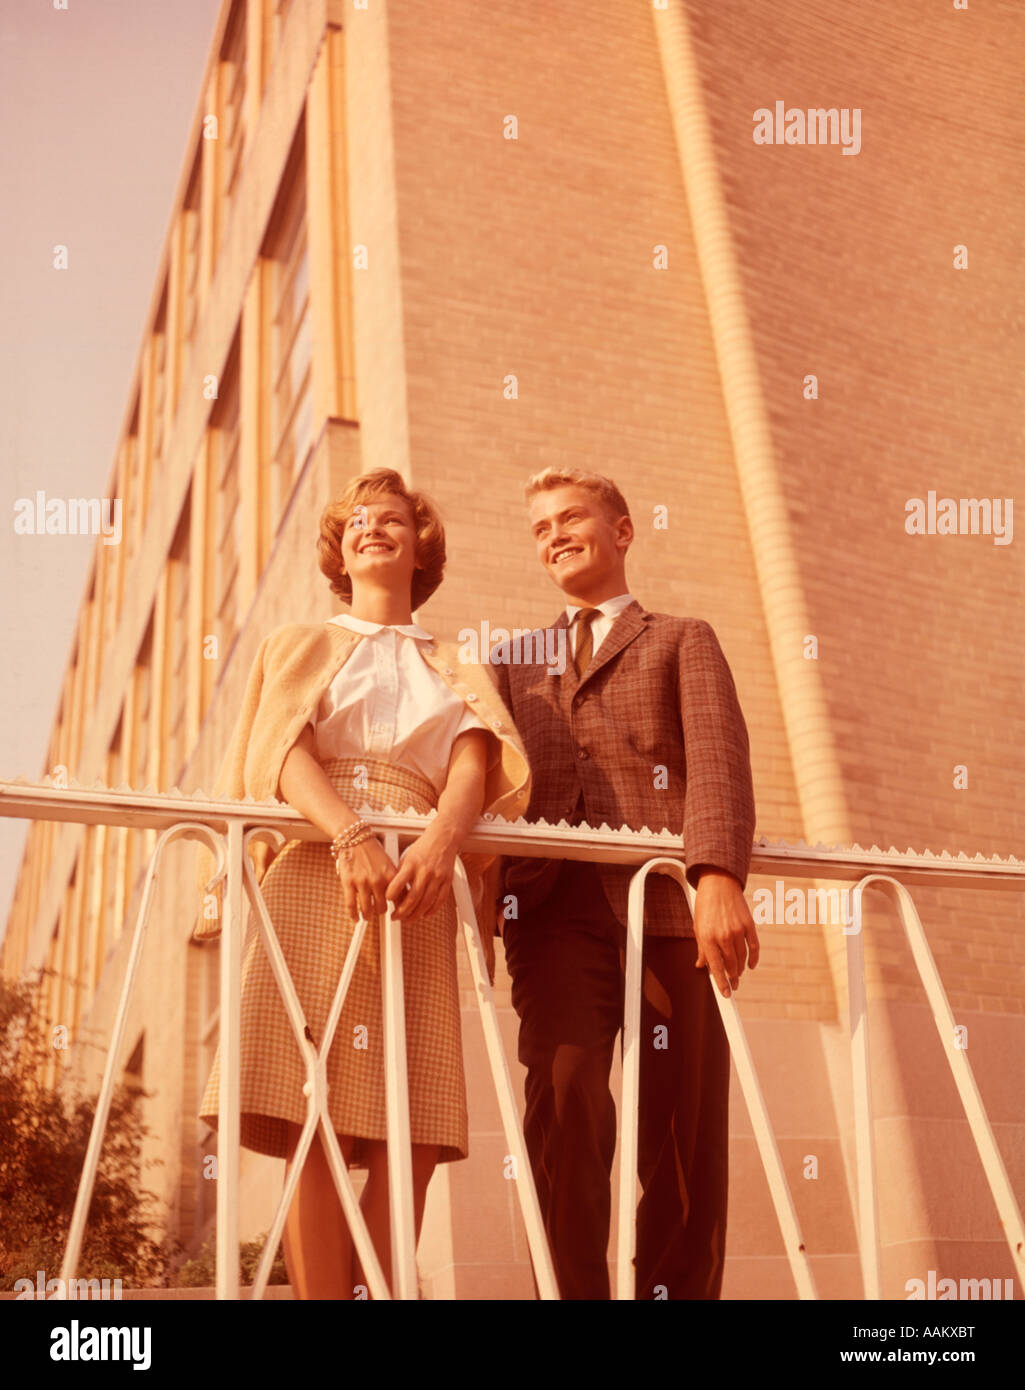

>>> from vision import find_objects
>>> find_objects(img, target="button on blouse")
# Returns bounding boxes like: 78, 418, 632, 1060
310, 614, 489, 793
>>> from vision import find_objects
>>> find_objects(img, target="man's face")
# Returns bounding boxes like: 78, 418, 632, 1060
528, 485, 631, 596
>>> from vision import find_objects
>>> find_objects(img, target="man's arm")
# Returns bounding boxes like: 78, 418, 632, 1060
678, 621, 759, 996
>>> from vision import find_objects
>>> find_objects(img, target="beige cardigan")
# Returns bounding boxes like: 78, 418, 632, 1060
192, 620, 530, 939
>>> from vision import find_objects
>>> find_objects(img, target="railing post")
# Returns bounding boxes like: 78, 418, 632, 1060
57, 823, 224, 1295
619, 857, 818, 1300
451, 859, 560, 1299
617, 854, 647, 1301
240, 830, 390, 1301
845, 894, 882, 1299
215, 818, 244, 1300
381, 829, 417, 1299
852, 875, 1025, 1293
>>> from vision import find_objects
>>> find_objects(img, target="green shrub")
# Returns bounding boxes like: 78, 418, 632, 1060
0, 972, 170, 1290
175, 1235, 288, 1287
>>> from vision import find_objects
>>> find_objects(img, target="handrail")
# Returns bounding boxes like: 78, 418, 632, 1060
1, 778, 1021, 1301
2, 777, 1023, 883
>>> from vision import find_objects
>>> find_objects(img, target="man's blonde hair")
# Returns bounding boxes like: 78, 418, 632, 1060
524, 468, 631, 523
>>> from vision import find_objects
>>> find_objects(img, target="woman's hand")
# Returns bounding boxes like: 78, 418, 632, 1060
334, 836, 399, 921
385, 828, 458, 922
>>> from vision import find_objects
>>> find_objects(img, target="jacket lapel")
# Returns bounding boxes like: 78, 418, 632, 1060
575, 600, 649, 691
545, 610, 580, 702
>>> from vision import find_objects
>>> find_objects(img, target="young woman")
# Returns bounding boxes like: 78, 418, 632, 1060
197, 468, 529, 1298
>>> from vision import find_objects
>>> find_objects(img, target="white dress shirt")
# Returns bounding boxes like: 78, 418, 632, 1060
564, 593, 636, 663
310, 614, 489, 792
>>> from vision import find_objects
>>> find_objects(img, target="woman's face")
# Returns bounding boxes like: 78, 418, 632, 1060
340, 492, 419, 595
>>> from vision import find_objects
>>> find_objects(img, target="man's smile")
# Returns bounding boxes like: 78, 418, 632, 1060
550, 545, 584, 566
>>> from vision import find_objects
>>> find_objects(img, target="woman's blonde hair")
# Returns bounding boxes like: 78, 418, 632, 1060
318, 468, 446, 609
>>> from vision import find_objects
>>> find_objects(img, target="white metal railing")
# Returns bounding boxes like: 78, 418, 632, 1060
621, 858, 818, 1300
1, 775, 1022, 1300
846, 875, 1025, 1299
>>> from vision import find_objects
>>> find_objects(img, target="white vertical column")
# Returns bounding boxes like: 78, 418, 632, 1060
216, 818, 243, 1299
381, 828, 417, 1298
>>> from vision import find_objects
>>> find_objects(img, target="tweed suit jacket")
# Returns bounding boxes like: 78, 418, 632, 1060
490, 601, 755, 937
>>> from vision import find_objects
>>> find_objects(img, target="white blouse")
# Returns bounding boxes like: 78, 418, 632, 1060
309, 614, 490, 793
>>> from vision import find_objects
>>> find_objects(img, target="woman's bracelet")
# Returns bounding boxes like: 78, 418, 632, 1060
330, 819, 378, 863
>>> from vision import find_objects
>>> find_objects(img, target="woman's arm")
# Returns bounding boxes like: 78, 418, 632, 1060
386, 728, 490, 920
278, 724, 362, 839
278, 724, 398, 920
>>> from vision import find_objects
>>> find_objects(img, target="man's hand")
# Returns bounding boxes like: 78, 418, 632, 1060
692, 867, 759, 997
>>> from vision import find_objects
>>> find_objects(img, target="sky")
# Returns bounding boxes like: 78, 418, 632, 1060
0, 1, 223, 944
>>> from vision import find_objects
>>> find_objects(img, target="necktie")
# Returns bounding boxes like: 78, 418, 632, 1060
572, 607, 599, 679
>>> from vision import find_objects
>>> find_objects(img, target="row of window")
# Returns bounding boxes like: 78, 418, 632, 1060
1, 1, 335, 1098
4, 133, 314, 1032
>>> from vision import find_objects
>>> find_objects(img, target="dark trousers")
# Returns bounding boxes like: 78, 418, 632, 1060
503, 860, 730, 1300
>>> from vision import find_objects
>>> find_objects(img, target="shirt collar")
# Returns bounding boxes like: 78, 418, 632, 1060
564, 593, 635, 625
328, 613, 433, 642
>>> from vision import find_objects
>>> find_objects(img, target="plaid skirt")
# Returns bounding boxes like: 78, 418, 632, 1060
199, 757, 468, 1165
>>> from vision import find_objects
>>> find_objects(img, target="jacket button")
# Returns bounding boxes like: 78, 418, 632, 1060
577, 748, 589, 760
443, 667, 455, 676
466, 692, 478, 702
493, 720, 503, 730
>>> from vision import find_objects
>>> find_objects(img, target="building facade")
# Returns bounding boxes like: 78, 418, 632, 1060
2, 0, 1022, 1299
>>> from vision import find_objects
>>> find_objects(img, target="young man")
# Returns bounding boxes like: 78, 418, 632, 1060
490, 468, 758, 1300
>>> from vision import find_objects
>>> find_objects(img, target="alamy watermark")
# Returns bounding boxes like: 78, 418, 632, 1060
459, 621, 567, 676
905, 491, 1013, 545
13, 490, 122, 545
753, 101, 861, 156
14, 1269, 123, 1299
50, 1320, 150, 1371
751, 880, 861, 934
905, 1270, 1014, 1300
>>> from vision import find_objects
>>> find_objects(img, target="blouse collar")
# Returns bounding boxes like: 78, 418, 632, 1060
328, 613, 433, 642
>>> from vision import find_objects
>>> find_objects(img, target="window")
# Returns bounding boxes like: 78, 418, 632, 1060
219, 2, 247, 220
274, 0, 294, 45
150, 293, 169, 480
182, 154, 203, 352
166, 497, 192, 787
266, 146, 313, 532
122, 1034, 146, 1185
123, 427, 142, 572
103, 727, 128, 950
124, 1032, 145, 1096
209, 350, 242, 656
86, 822, 107, 991
132, 624, 154, 790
